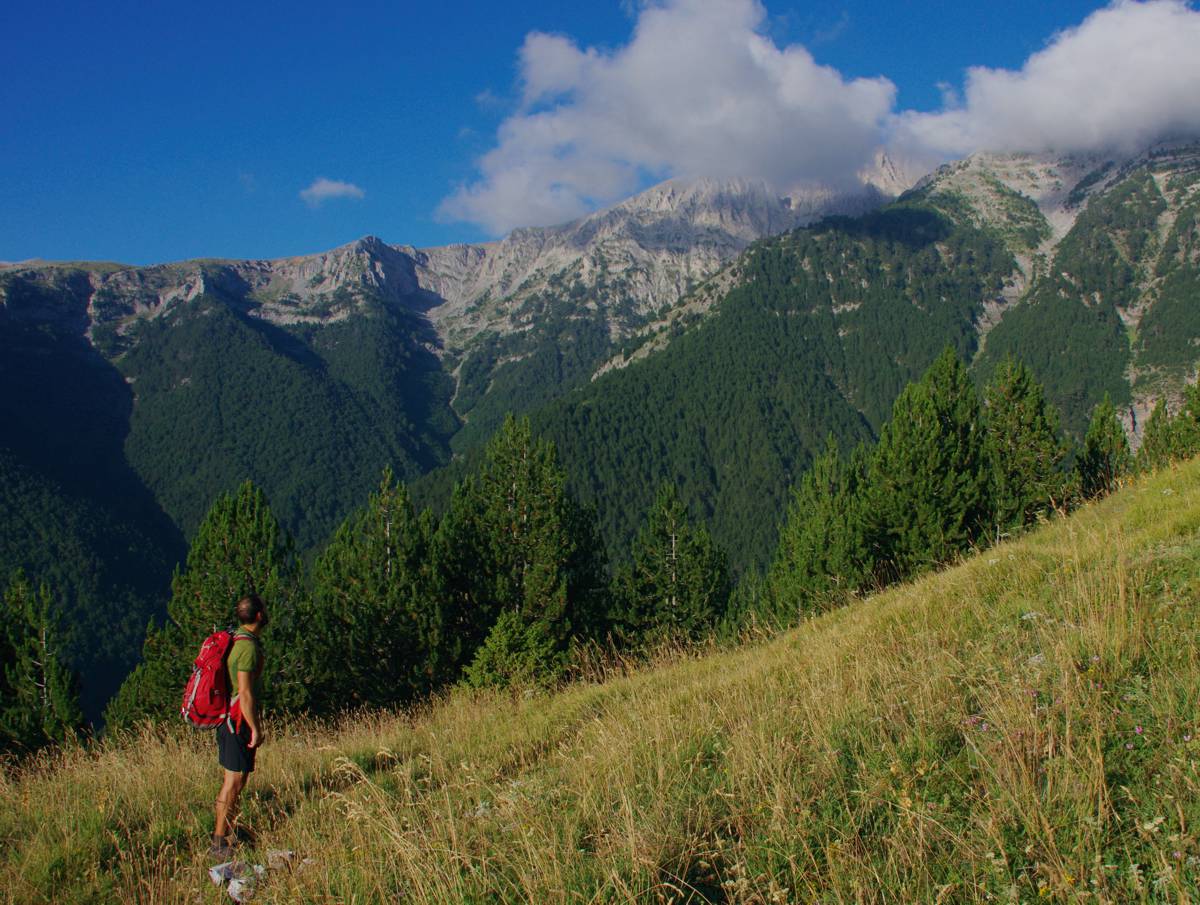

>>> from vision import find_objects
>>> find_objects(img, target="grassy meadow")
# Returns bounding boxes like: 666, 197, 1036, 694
4, 459, 1200, 903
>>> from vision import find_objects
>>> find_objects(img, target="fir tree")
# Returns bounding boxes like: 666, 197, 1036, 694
1, 572, 83, 752
612, 483, 732, 645
302, 469, 443, 712
867, 348, 991, 579
105, 481, 296, 729
1077, 394, 1131, 499
768, 437, 871, 618
438, 415, 605, 687
983, 356, 1068, 534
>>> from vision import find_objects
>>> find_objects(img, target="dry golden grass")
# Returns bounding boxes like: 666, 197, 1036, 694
5, 460, 1200, 903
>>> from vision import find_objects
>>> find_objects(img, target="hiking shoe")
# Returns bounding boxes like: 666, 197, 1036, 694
209, 836, 235, 860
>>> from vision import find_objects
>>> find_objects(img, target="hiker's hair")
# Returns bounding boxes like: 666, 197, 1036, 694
235, 594, 265, 625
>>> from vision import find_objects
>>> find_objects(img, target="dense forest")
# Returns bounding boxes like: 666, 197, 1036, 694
0, 304, 183, 716
11, 350, 1200, 756
522, 205, 1013, 571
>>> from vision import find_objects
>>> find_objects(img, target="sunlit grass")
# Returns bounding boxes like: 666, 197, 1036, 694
4, 460, 1200, 903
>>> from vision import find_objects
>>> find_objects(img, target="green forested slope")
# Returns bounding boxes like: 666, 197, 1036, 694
117, 291, 458, 549
529, 206, 1015, 571
0, 310, 182, 718
979, 160, 1200, 432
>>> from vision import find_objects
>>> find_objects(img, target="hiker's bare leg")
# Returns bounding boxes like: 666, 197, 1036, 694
215, 770, 247, 840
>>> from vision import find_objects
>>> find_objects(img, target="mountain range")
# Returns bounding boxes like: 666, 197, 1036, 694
3, 141, 1199, 716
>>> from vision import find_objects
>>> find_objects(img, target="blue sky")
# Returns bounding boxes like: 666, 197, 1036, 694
0, 0, 1188, 264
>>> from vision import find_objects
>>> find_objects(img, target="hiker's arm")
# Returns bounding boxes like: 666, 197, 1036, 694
237, 669, 264, 748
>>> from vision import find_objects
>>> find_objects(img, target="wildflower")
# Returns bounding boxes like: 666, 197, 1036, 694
1135, 726, 1143, 735
1185, 734, 1193, 742
1126, 743, 1134, 749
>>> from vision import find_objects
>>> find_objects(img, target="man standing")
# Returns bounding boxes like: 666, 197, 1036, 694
211, 594, 267, 858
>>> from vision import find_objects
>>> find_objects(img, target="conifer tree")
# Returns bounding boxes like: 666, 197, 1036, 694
1172, 382, 1200, 460
1136, 385, 1200, 473
302, 469, 443, 712
769, 436, 871, 618
1137, 398, 1175, 472
983, 356, 1068, 534
612, 483, 731, 645
1, 572, 83, 752
438, 415, 605, 687
867, 348, 991, 579
105, 481, 296, 729
1077, 394, 1131, 499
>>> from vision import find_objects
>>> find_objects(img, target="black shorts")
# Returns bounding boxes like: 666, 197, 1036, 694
217, 720, 256, 774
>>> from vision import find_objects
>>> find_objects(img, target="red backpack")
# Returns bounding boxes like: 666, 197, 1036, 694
181, 629, 256, 728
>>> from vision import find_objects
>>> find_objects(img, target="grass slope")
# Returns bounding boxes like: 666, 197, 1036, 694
5, 461, 1200, 903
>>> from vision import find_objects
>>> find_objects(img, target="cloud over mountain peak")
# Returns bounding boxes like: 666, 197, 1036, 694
441, 0, 1200, 237
895, 0, 1200, 157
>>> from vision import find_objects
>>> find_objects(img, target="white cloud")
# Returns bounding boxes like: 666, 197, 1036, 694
438, 0, 895, 235
299, 177, 366, 208
441, 0, 1200, 236
894, 0, 1200, 157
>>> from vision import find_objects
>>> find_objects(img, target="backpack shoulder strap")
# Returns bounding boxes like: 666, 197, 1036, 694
230, 629, 261, 646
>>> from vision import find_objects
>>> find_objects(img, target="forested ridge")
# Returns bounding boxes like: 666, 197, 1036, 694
527, 205, 1013, 571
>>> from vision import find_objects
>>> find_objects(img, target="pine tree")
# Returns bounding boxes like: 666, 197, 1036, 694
438, 415, 605, 687
1172, 382, 1200, 460
1136, 385, 1200, 473
612, 483, 731, 645
105, 481, 296, 729
1137, 398, 1175, 473
867, 348, 991, 579
302, 469, 443, 713
983, 356, 1068, 534
1077, 394, 1131, 499
769, 436, 871, 619
1, 572, 83, 752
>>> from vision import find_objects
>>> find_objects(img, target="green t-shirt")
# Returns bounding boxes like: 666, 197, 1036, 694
227, 631, 263, 700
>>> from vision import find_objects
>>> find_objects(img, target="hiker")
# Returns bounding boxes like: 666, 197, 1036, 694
211, 594, 268, 858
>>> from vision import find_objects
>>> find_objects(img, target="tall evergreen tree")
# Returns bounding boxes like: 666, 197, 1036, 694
105, 481, 296, 729
1, 572, 83, 752
612, 483, 732, 645
768, 436, 871, 619
438, 415, 605, 687
983, 356, 1068, 534
302, 469, 443, 713
1136, 385, 1200, 473
1077, 394, 1132, 499
1173, 382, 1200, 460
867, 348, 991, 579
1137, 398, 1176, 473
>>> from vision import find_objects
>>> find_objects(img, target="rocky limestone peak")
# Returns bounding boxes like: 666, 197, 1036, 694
922, 142, 1200, 249
860, 149, 926, 198
2, 168, 906, 359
